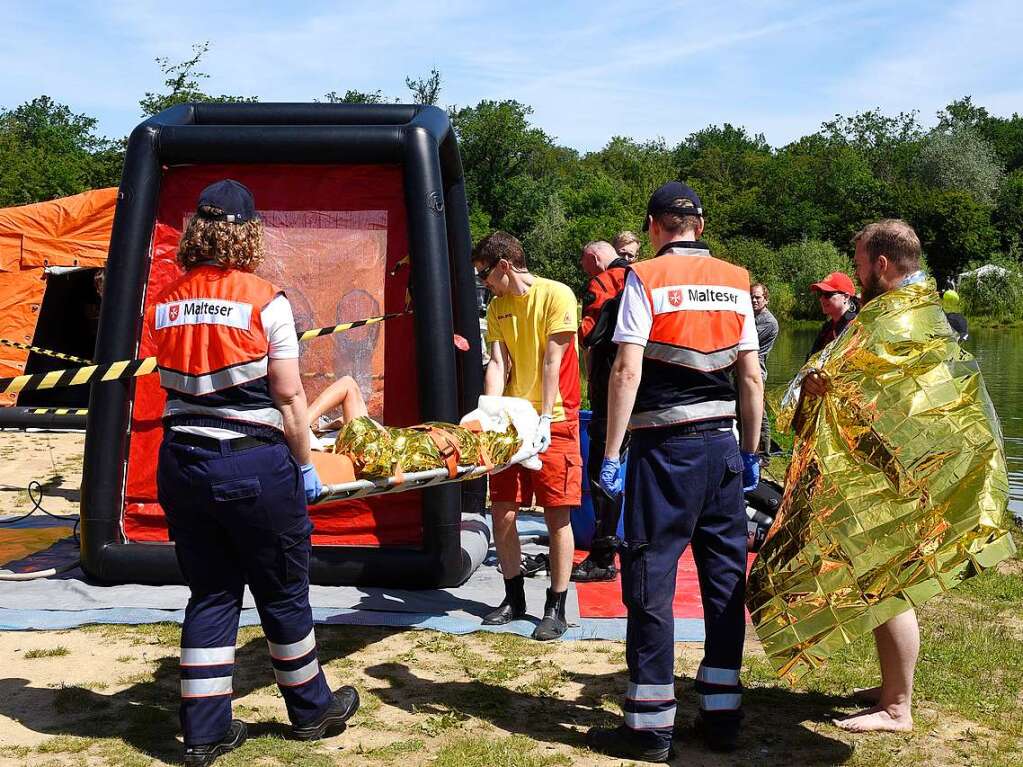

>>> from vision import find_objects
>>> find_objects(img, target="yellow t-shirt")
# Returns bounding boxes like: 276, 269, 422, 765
485, 276, 581, 422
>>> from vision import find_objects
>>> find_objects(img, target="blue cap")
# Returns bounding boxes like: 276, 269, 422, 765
196, 179, 257, 223
643, 181, 703, 231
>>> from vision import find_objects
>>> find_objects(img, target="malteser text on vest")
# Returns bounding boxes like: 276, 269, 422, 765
155, 299, 253, 331
651, 285, 749, 315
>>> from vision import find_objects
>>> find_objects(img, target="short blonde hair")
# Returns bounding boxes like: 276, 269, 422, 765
612, 230, 640, 251
177, 207, 265, 272
852, 219, 921, 273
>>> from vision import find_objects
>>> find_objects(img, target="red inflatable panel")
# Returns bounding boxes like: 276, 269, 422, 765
123, 164, 424, 547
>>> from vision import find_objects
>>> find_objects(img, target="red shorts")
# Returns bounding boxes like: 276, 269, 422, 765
490, 418, 582, 508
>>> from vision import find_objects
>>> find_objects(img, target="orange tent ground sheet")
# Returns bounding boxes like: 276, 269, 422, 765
0, 188, 117, 404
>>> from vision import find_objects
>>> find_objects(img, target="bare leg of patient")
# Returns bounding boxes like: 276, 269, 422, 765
308, 376, 368, 431
835, 609, 917, 732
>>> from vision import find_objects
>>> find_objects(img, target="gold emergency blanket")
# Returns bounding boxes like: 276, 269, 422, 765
332, 416, 521, 479
747, 279, 1016, 681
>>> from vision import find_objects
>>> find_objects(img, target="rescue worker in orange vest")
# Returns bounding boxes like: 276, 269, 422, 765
151, 180, 358, 766
572, 240, 630, 582
586, 182, 764, 761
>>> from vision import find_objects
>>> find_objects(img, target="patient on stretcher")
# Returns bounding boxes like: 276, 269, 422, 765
306, 380, 538, 493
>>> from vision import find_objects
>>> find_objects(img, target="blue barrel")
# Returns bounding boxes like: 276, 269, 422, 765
571, 410, 626, 549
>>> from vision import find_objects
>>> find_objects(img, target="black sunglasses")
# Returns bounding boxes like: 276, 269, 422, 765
819, 291, 843, 299
477, 260, 498, 281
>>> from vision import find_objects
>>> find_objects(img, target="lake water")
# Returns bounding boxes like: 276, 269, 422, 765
765, 324, 1023, 522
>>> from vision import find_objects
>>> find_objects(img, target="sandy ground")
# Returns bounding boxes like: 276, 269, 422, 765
0, 430, 83, 518
0, 431, 1018, 766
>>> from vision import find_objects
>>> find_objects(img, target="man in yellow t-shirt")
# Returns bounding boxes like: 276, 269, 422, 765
474, 231, 582, 641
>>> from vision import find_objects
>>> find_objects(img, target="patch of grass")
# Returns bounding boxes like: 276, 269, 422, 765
957, 567, 1023, 605
215, 736, 334, 767
515, 662, 567, 698
433, 734, 571, 767
413, 708, 470, 737
478, 631, 553, 659
96, 739, 159, 767
0, 745, 32, 759
115, 654, 135, 663
36, 735, 95, 754
358, 737, 426, 760
24, 646, 70, 659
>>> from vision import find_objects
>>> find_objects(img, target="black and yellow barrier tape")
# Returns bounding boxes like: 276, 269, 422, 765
25, 407, 89, 416
0, 338, 94, 365
0, 311, 411, 396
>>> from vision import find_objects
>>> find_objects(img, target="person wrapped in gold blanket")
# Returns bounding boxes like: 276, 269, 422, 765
747, 220, 1016, 732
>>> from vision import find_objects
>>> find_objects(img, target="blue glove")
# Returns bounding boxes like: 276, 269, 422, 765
741, 451, 760, 493
599, 457, 624, 496
300, 462, 322, 504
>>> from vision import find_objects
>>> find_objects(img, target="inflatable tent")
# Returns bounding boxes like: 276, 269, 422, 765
0, 189, 116, 423
80, 103, 484, 587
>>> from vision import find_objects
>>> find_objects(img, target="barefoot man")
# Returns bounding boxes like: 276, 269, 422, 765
746, 219, 1016, 733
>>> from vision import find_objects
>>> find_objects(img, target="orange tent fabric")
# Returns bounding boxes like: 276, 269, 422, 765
0, 188, 117, 403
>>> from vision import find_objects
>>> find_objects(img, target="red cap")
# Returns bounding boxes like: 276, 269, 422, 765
810, 272, 855, 295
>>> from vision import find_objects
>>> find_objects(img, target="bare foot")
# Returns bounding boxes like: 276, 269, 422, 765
833, 705, 913, 733
851, 685, 882, 705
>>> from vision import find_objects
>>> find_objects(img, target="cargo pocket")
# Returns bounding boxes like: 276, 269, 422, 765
280, 519, 314, 585
564, 452, 583, 497
722, 450, 743, 487
621, 540, 649, 609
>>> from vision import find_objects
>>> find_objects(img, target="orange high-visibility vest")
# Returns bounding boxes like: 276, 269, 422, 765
628, 243, 751, 429
151, 265, 284, 433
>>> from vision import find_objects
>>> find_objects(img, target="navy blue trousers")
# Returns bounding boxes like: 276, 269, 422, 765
157, 436, 333, 746
620, 427, 747, 747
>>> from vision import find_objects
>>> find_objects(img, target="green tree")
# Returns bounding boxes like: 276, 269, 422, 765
139, 42, 258, 117
405, 68, 442, 105
449, 100, 561, 233
994, 170, 1023, 253
318, 89, 386, 104
913, 127, 1004, 205
777, 240, 852, 319
0, 96, 121, 205
907, 188, 1000, 283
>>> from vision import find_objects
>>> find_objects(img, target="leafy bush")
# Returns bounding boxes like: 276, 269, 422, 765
957, 254, 1023, 320
777, 240, 853, 319
724, 237, 782, 285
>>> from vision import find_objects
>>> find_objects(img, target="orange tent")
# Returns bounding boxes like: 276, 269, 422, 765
0, 188, 117, 404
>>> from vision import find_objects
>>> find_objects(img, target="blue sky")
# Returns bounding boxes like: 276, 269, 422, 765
3, 0, 1022, 151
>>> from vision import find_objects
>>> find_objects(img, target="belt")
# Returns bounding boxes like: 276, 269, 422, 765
168, 431, 279, 453
656, 418, 734, 437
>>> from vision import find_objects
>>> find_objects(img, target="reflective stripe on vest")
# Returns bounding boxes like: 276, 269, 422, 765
158, 356, 269, 396
629, 400, 735, 429
643, 341, 738, 371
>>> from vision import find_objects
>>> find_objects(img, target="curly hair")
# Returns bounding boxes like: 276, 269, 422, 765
177, 207, 265, 272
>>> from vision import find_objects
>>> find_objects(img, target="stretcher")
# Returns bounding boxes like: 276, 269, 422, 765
310, 395, 542, 504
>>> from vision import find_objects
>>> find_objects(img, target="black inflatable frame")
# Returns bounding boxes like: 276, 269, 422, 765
80, 103, 484, 587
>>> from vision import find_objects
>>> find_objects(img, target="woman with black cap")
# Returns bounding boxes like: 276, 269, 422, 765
151, 179, 358, 766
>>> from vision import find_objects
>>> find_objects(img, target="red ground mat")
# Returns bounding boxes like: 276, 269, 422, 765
574, 549, 757, 621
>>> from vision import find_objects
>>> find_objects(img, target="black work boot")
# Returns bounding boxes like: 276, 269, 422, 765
531, 587, 568, 640
586, 724, 674, 763
291, 686, 360, 741
483, 573, 528, 625
570, 556, 617, 582
183, 720, 248, 766
693, 710, 742, 753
